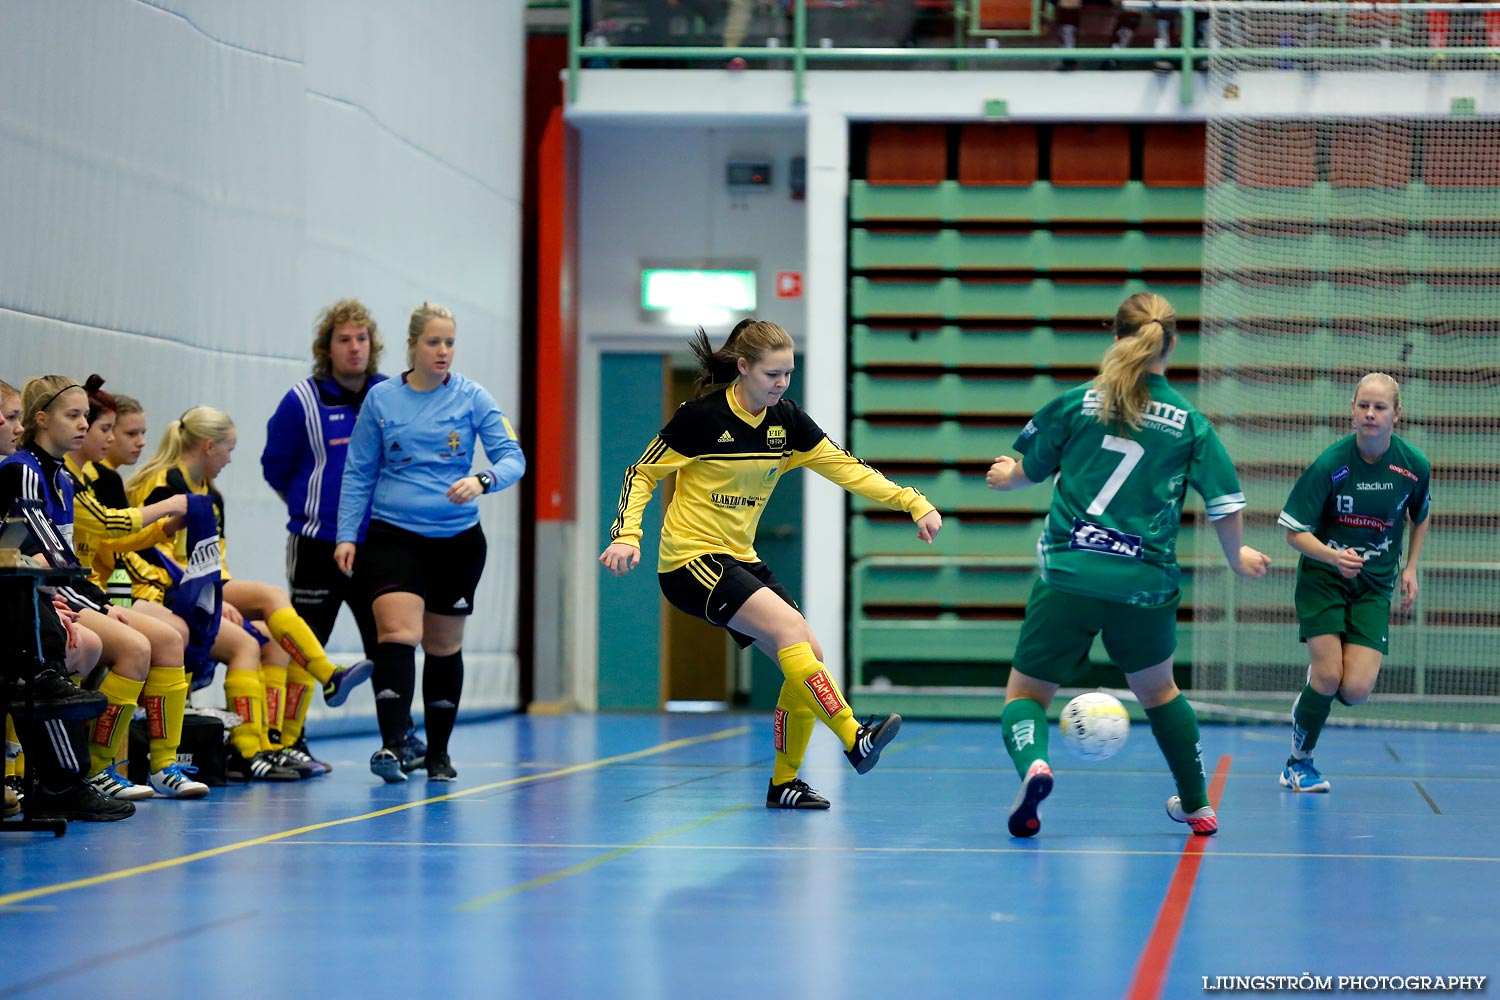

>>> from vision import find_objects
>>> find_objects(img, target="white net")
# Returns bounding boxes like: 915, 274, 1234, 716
1192, 2, 1500, 729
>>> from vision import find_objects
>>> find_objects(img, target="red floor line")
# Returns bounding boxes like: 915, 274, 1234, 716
1124, 754, 1233, 1000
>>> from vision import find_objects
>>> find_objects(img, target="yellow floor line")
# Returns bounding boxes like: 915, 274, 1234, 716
456, 805, 752, 912
0, 725, 751, 909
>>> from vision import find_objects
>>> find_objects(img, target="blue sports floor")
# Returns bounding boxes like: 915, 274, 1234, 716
3, 713, 1497, 1000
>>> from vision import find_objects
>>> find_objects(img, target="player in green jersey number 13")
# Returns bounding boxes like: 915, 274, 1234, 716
1276, 373, 1432, 793
986, 293, 1272, 838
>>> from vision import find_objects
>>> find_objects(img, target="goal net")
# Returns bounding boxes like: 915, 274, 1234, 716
1190, 1, 1500, 729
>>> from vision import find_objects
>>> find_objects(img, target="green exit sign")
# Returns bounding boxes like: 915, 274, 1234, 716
1452, 97, 1477, 117
984, 99, 1008, 119
641, 269, 756, 312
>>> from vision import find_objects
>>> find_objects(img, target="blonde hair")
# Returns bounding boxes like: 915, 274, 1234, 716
689, 319, 795, 396
407, 301, 455, 367
0, 378, 17, 401
1354, 371, 1402, 411
128, 405, 236, 497
1093, 293, 1177, 431
312, 299, 383, 380
20, 375, 84, 448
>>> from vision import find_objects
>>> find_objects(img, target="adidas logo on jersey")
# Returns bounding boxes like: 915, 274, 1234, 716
452, 597, 469, 610
717, 430, 734, 443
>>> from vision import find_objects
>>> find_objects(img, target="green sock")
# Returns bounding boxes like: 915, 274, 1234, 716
1290, 683, 1335, 763
1145, 695, 1208, 813
1001, 698, 1049, 779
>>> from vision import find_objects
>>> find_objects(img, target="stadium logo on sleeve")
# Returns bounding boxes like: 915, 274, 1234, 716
1331, 466, 1350, 484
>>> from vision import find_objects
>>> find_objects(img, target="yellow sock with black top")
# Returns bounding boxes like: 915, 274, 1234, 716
771, 680, 817, 785
260, 664, 288, 748
775, 642, 859, 750
279, 663, 316, 747
141, 665, 189, 774
88, 670, 144, 777
223, 670, 267, 760
267, 607, 337, 685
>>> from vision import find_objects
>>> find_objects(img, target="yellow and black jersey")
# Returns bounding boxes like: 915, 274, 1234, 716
611, 386, 934, 572
131, 464, 232, 580
64, 455, 173, 593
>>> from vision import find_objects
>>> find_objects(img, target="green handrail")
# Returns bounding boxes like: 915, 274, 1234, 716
563, 0, 1500, 107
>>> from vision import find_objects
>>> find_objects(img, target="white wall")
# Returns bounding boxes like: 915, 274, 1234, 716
576, 122, 809, 342
0, 0, 527, 726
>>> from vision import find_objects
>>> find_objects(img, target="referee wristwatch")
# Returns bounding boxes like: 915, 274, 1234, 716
475, 471, 493, 494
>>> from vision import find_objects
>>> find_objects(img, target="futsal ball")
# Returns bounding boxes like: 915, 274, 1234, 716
1059, 692, 1130, 761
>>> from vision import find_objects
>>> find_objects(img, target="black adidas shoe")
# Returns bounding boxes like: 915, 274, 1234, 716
265, 749, 318, 779
33, 779, 136, 822
766, 778, 831, 810
425, 751, 457, 782
288, 735, 332, 775
225, 748, 302, 782
845, 713, 902, 774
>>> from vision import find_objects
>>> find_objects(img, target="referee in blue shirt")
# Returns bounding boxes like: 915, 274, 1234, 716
335, 302, 525, 783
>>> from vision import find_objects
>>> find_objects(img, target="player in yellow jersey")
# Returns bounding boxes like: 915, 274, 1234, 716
601, 319, 942, 809
65, 375, 209, 798
129, 406, 372, 780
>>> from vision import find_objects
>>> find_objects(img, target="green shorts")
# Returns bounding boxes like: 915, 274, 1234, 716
1010, 579, 1180, 682
1294, 563, 1391, 654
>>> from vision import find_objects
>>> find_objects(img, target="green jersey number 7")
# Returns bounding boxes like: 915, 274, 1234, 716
1085, 435, 1145, 516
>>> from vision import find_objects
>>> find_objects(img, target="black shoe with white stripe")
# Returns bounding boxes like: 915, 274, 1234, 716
766, 778, 831, 810
225, 748, 302, 782
845, 713, 901, 774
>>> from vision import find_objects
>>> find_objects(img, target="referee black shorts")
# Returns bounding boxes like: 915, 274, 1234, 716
658, 554, 800, 649
359, 519, 487, 617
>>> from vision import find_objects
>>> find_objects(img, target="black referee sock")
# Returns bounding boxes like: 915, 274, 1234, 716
422, 651, 464, 757
372, 641, 417, 748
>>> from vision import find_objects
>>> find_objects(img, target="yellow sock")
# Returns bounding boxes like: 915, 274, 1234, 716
4, 714, 18, 780
267, 607, 336, 685
89, 670, 145, 777
223, 670, 267, 760
776, 642, 859, 750
772, 680, 817, 785
141, 666, 189, 774
280, 664, 316, 746
261, 664, 288, 748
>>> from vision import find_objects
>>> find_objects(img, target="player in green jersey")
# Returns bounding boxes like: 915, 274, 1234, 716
986, 292, 1272, 837
1276, 372, 1431, 793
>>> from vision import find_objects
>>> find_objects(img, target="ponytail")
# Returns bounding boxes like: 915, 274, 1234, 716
689, 319, 794, 396
128, 405, 235, 498
1094, 293, 1177, 430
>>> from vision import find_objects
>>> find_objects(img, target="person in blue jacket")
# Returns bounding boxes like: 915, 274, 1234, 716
335, 302, 525, 784
262, 299, 413, 772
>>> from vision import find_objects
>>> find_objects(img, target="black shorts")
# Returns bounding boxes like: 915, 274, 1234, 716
286, 534, 377, 649
658, 555, 799, 649
359, 520, 487, 617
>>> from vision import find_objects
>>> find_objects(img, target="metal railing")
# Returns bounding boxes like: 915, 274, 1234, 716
561, 1, 1500, 107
